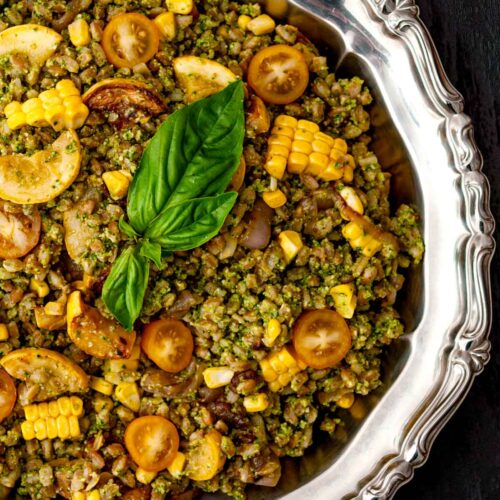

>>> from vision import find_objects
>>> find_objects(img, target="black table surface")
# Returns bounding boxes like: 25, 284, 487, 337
393, 1, 500, 499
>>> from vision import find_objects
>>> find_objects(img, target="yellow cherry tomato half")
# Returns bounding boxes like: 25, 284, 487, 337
292, 309, 352, 369
0, 368, 16, 423
125, 416, 179, 472
102, 13, 160, 68
248, 45, 309, 105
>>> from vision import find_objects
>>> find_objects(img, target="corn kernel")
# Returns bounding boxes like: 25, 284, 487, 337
330, 148, 345, 162
269, 355, 282, 372
24, 404, 39, 422
278, 230, 303, 262
291, 140, 312, 155
69, 19, 91, 47
136, 467, 158, 484
347, 154, 355, 168
39, 89, 62, 107
56, 415, 70, 439
22, 98, 43, 114
7, 112, 27, 130
154, 12, 177, 40
259, 359, 278, 382
314, 131, 335, 147
38, 402, 49, 419
264, 156, 287, 179
331, 283, 357, 319
311, 139, 331, 155
277, 372, 291, 387
277, 348, 297, 368
275, 115, 298, 128
44, 301, 65, 316
269, 134, 292, 149
360, 237, 382, 257
30, 279, 50, 298
47, 417, 58, 439
343, 164, 354, 183
115, 382, 141, 412
247, 14, 276, 35
243, 393, 269, 413
337, 393, 355, 409
57, 397, 72, 416
272, 125, 295, 139
297, 119, 320, 134
4, 101, 22, 117
294, 128, 314, 142
69, 415, 81, 437
64, 103, 89, 129
287, 151, 309, 174
306, 152, 329, 175
26, 108, 48, 127
70, 396, 84, 416
103, 170, 131, 200
340, 187, 364, 215
263, 189, 287, 209
167, 451, 186, 478
319, 163, 344, 181
72, 493, 86, 500
90, 376, 114, 395
45, 104, 66, 131
203, 367, 235, 389
56, 79, 79, 98
34, 419, 47, 440
267, 144, 289, 159
264, 319, 281, 346
87, 491, 101, 500
237, 14, 252, 31
0, 324, 9, 341
21, 421, 35, 440
104, 359, 140, 372
342, 222, 364, 240
269, 381, 281, 392
332, 138, 348, 154
48, 401, 59, 417
166, 0, 193, 14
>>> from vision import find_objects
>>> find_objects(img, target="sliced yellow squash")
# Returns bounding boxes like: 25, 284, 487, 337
0, 24, 62, 67
0, 348, 89, 401
0, 130, 81, 204
173, 56, 237, 103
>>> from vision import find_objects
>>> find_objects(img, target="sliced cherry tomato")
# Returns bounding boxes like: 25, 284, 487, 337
0, 368, 16, 423
125, 416, 179, 472
141, 318, 194, 374
102, 13, 159, 68
247, 45, 310, 105
185, 429, 226, 481
292, 309, 352, 369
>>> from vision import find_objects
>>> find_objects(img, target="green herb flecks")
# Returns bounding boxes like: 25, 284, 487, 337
102, 81, 245, 330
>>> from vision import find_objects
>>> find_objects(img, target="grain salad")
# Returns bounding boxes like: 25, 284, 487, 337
0, 1, 424, 499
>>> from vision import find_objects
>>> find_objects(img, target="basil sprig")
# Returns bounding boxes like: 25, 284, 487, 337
103, 81, 245, 330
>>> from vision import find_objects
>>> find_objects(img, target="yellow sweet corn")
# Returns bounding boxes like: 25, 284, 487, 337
87, 492, 101, 500
72, 492, 101, 500
263, 189, 287, 209
237, 15, 252, 31
104, 359, 139, 372
278, 230, 303, 263
339, 187, 364, 215
0, 323, 9, 341
342, 221, 382, 257
167, 451, 186, 478
203, 367, 235, 389
30, 279, 50, 298
264, 318, 281, 346
136, 467, 158, 484
154, 12, 176, 40
44, 301, 66, 316
69, 19, 91, 47
265, 116, 355, 182
247, 14, 276, 35
90, 377, 114, 396
166, 0, 193, 15
4, 80, 88, 131
102, 170, 132, 200
115, 382, 141, 412
260, 346, 306, 392
21, 397, 83, 440
331, 283, 357, 319
72, 492, 86, 500
243, 393, 269, 412
337, 392, 355, 409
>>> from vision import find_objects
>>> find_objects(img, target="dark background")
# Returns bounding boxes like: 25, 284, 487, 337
395, 1, 500, 500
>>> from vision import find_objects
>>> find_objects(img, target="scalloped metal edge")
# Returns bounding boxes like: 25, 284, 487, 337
350, 0, 496, 498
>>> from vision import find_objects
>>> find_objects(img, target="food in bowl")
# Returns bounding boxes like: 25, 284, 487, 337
0, 1, 424, 498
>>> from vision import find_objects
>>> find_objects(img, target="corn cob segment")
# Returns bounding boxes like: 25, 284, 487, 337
259, 346, 306, 392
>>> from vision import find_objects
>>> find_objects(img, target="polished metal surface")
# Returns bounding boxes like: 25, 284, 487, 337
243, 0, 495, 498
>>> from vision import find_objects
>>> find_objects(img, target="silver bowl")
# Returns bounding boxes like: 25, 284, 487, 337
243, 0, 495, 498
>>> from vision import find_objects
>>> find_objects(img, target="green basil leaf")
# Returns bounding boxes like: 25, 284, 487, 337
139, 239, 163, 269
145, 192, 237, 251
102, 246, 149, 331
127, 80, 245, 233
119, 217, 140, 239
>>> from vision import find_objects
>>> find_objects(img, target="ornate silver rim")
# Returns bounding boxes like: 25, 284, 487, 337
357, 0, 496, 497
